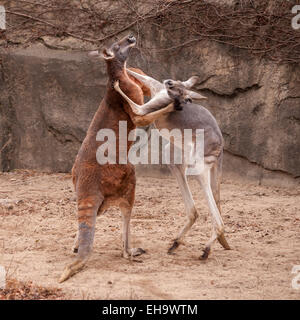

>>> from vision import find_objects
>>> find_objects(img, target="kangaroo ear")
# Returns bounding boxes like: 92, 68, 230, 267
187, 90, 207, 100
101, 48, 115, 60
181, 76, 199, 89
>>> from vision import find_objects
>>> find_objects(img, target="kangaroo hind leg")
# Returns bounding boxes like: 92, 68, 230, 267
210, 162, 231, 250
196, 163, 229, 260
119, 203, 146, 259
59, 192, 103, 283
167, 163, 198, 254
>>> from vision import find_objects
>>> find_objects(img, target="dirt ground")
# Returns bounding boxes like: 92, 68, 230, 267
0, 170, 299, 300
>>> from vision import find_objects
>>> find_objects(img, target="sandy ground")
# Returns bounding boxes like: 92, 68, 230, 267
0, 170, 300, 300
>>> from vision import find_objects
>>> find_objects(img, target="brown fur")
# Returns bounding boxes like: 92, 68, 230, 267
72, 66, 163, 215
72, 68, 144, 216
127, 67, 151, 98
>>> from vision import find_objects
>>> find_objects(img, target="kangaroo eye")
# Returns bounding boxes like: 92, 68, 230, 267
165, 80, 174, 89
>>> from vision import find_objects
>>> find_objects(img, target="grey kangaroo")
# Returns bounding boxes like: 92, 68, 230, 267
114, 70, 231, 260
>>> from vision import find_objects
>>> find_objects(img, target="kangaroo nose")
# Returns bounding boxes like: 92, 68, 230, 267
166, 80, 173, 86
127, 35, 136, 43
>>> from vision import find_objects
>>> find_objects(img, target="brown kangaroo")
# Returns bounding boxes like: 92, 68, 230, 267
59, 35, 177, 283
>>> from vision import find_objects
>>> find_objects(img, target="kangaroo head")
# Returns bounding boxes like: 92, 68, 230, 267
163, 77, 207, 110
163, 79, 191, 110
89, 35, 136, 76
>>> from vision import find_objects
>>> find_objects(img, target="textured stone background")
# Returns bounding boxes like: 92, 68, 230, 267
0, 36, 299, 185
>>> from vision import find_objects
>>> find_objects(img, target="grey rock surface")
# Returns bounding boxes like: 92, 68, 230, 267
0, 40, 299, 186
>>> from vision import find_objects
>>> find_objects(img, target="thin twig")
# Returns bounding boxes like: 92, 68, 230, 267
6, 10, 98, 43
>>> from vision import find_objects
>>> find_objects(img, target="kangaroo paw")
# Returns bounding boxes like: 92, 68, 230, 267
113, 80, 120, 91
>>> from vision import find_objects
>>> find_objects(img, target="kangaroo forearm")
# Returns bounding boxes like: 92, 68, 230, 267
131, 103, 174, 126
137, 98, 171, 115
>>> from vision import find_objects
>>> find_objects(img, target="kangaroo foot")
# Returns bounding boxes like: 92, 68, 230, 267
168, 240, 180, 255
199, 246, 211, 260
217, 233, 231, 250
59, 258, 86, 283
123, 248, 146, 259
